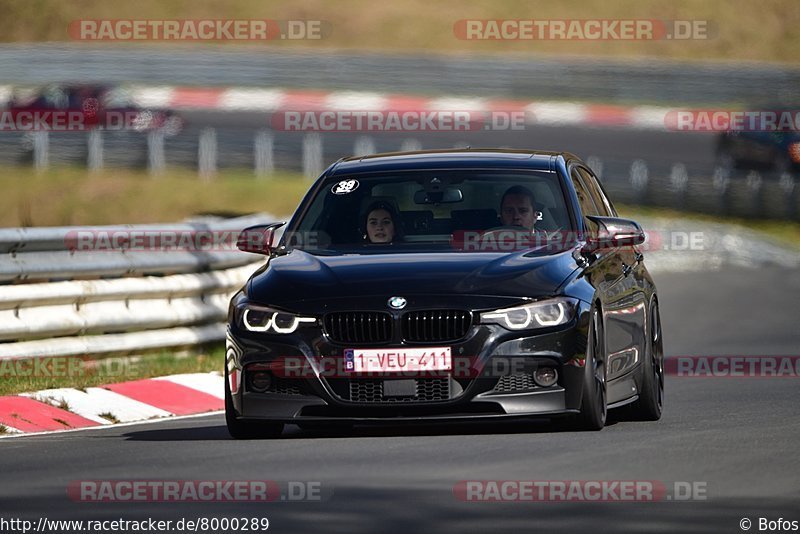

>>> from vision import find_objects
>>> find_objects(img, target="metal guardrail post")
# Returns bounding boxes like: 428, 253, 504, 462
353, 136, 376, 157
400, 138, 422, 152
198, 127, 217, 181
302, 133, 323, 179
87, 129, 104, 171
586, 156, 604, 181
711, 166, 731, 216
33, 131, 49, 171
254, 130, 275, 177
629, 159, 649, 204
745, 171, 764, 216
147, 130, 166, 176
669, 163, 689, 210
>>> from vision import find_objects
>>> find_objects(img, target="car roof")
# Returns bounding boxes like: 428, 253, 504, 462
328, 148, 579, 175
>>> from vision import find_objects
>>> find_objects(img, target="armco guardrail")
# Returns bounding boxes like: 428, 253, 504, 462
0, 214, 272, 359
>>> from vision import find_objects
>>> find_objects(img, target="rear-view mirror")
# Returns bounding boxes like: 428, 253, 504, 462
413, 188, 463, 204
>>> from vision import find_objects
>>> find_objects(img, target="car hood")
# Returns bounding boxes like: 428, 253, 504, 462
246, 249, 579, 312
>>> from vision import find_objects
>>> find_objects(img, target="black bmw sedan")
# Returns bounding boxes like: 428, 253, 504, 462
225, 149, 664, 438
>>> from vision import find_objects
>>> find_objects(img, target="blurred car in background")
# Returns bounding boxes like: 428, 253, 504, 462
4, 83, 183, 135
716, 127, 800, 176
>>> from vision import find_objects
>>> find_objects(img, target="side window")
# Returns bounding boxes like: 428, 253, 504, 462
570, 168, 599, 222
577, 167, 613, 217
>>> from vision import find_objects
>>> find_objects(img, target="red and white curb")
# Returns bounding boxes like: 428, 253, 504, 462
0, 82, 681, 130
0, 372, 223, 435
124, 85, 670, 130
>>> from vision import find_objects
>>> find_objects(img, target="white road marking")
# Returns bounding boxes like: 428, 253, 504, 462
325, 91, 388, 111
220, 88, 286, 111
154, 372, 225, 399
128, 86, 175, 108
0, 411, 223, 440
526, 102, 587, 126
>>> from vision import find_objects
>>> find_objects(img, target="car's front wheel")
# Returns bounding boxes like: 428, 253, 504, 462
575, 306, 607, 431
224, 368, 284, 439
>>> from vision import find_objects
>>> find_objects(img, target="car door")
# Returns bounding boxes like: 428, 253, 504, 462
571, 164, 646, 403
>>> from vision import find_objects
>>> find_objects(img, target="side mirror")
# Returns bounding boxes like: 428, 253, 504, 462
583, 216, 645, 253
236, 222, 286, 255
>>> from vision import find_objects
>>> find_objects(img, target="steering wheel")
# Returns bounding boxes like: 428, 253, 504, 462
482, 225, 532, 236
479, 225, 570, 248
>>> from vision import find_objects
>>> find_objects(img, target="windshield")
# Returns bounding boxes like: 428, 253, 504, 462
284, 169, 576, 254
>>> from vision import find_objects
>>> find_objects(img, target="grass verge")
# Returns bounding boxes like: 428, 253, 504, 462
0, 0, 797, 63
0, 347, 222, 397
2, 164, 798, 248
616, 203, 800, 252
0, 165, 310, 227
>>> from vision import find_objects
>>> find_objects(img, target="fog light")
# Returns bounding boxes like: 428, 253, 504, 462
248, 371, 273, 393
533, 367, 558, 387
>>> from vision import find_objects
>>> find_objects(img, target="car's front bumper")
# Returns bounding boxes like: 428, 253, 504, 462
226, 301, 592, 424
237, 383, 578, 423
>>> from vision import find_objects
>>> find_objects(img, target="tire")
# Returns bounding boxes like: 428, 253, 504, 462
575, 305, 607, 431
628, 303, 664, 421
224, 368, 284, 439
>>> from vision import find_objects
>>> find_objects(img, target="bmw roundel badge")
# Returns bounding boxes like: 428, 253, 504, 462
388, 296, 407, 310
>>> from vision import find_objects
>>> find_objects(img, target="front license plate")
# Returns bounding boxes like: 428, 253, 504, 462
344, 347, 452, 373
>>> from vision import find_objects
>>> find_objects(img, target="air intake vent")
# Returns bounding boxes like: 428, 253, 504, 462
402, 310, 472, 343
348, 378, 450, 402
324, 312, 393, 344
493, 373, 536, 393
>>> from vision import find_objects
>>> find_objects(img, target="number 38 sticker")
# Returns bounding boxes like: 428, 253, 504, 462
331, 179, 359, 195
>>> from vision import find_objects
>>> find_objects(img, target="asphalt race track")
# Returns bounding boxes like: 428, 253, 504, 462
2, 267, 798, 533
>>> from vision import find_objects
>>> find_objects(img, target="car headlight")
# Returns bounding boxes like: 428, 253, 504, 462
239, 304, 316, 334
481, 297, 578, 330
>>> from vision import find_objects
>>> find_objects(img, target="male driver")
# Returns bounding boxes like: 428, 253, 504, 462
500, 185, 538, 230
